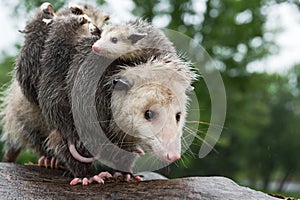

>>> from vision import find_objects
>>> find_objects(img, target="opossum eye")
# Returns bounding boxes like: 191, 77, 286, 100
111, 37, 118, 44
144, 110, 155, 121
176, 112, 181, 122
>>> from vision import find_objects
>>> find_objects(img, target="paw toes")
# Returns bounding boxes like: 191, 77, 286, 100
113, 172, 123, 178
92, 175, 104, 184
98, 171, 112, 179
70, 178, 82, 185
38, 156, 45, 166
124, 174, 131, 182
82, 177, 89, 185
133, 175, 143, 182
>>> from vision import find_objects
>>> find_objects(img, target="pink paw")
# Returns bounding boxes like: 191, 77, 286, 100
38, 156, 59, 169
70, 171, 113, 186
113, 172, 143, 182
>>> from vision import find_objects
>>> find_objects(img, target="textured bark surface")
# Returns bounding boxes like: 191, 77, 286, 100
0, 162, 279, 200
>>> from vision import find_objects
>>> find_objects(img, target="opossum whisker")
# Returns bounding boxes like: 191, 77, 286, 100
178, 157, 188, 168
184, 126, 218, 153
183, 126, 206, 141
181, 138, 196, 159
184, 125, 218, 142
185, 120, 227, 130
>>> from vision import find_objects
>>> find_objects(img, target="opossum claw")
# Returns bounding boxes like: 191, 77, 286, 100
38, 156, 46, 167
38, 156, 60, 168
113, 172, 143, 182
70, 171, 112, 186
70, 178, 82, 185
38, 156, 50, 168
50, 157, 60, 169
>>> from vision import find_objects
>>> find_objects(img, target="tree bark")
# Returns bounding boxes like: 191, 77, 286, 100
0, 162, 280, 200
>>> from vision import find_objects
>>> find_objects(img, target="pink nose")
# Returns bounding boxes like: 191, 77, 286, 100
166, 154, 181, 162
92, 45, 101, 52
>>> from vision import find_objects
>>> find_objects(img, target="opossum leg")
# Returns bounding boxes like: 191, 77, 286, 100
2, 146, 21, 162
113, 172, 143, 182
38, 156, 60, 168
70, 171, 113, 186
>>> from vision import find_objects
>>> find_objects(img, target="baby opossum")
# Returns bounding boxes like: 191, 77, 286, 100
67, 3, 110, 28
3, 2, 109, 166
92, 19, 177, 61
15, 3, 108, 106
15, 2, 55, 105
38, 5, 107, 134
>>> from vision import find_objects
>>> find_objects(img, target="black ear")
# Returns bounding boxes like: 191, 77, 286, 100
104, 15, 110, 22
128, 33, 147, 44
113, 78, 132, 90
186, 86, 194, 93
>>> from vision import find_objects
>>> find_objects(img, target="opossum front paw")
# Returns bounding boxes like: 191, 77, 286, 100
70, 171, 112, 186
113, 172, 143, 182
38, 156, 59, 169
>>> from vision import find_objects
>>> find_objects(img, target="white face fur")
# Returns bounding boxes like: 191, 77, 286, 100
112, 83, 186, 162
110, 61, 192, 163
92, 25, 147, 59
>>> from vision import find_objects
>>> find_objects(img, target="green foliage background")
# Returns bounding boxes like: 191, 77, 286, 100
0, 0, 300, 196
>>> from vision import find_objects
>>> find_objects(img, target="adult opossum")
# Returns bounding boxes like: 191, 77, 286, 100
56, 52, 195, 185
1, 53, 195, 186
91, 18, 177, 61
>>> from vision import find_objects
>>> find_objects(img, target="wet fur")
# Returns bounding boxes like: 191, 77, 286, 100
1, 80, 53, 162
2, 3, 107, 175
1, 6, 194, 179
93, 18, 177, 61
15, 3, 54, 105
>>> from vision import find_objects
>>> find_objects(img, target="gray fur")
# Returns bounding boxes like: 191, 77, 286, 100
2, 9, 193, 180
1, 80, 53, 162
93, 18, 177, 62
15, 3, 54, 105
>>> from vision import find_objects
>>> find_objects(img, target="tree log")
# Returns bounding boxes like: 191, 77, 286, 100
0, 162, 279, 200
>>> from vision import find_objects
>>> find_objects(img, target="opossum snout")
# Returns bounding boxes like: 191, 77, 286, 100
92, 44, 101, 52
165, 153, 181, 162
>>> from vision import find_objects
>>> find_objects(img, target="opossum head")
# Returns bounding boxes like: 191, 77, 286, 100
68, 3, 110, 28
110, 58, 194, 163
92, 24, 147, 59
